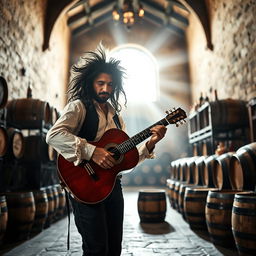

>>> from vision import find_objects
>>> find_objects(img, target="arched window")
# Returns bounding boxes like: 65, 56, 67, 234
110, 44, 159, 103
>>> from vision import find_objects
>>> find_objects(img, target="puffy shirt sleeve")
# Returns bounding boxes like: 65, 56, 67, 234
46, 100, 96, 166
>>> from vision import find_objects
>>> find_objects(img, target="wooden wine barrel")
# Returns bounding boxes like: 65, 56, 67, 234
44, 186, 55, 228
137, 189, 166, 223
4, 191, 35, 242
210, 99, 249, 129
184, 156, 199, 184
52, 185, 60, 221
31, 189, 49, 235
237, 143, 256, 162
166, 179, 175, 208
173, 181, 185, 212
170, 160, 178, 180
50, 106, 59, 125
55, 184, 66, 218
184, 187, 218, 230
232, 192, 256, 256
212, 152, 235, 189
178, 158, 189, 182
175, 159, 182, 181
22, 135, 51, 163
0, 76, 8, 109
194, 156, 207, 186
229, 143, 256, 190
0, 126, 8, 157
0, 196, 8, 245
6, 98, 51, 129
7, 127, 25, 159
178, 184, 196, 220
202, 155, 217, 187
205, 190, 241, 247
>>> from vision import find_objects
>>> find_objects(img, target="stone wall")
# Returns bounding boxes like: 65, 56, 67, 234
186, 0, 256, 105
0, 0, 70, 110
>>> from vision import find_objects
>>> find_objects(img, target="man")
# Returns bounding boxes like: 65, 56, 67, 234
46, 45, 167, 256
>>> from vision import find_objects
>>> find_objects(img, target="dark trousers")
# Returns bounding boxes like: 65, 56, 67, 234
70, 179, 124, 256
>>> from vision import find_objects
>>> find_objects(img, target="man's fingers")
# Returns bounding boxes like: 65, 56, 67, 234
100, 152, 116, 168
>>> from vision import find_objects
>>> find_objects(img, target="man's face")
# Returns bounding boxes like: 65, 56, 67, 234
93, 73, 113, 103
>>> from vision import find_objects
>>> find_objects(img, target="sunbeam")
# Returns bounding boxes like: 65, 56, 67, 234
107, 42, 190, 162
110, 44, 159, 103
158, 51, 188, 70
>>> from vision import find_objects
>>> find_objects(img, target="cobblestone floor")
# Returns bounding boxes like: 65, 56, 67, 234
1, 187, 238, 256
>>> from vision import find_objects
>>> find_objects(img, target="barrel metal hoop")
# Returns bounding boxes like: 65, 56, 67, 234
206, 202, 232, 210
206, 221, 231, 231
232, 230, 256, 240
232, 206, 256, 216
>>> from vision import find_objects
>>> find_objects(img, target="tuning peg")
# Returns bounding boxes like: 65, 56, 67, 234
175, 123, 179, 127
180, 120, 186, 125
165, 110, 169, 114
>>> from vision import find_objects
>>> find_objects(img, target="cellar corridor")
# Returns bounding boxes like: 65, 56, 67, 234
1, 187, 237, 256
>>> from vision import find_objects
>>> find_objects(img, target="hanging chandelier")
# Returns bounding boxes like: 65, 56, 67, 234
112, 0, 144, 29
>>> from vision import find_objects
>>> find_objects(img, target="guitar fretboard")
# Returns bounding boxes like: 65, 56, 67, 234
116, 118, 169, 154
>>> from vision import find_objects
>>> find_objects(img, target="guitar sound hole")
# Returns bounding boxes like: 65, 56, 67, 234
108, 147, 121, 161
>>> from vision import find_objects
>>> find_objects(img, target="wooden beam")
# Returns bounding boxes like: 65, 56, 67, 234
168, 0, 188, 10
69, 0, 87, 10
68, 0, 114, 27
72, 11, 112, 37
170, 11, 189, 26
141, 0, 165, 13
144, 11, 185, 36
177, 0, 213, 50
141, 0, 188, 27
43, 0, 79, 51
144, 11, 164, 26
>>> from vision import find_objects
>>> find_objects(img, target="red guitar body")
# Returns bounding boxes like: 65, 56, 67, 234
57, 128, 139, 204
57, 107, 187, 204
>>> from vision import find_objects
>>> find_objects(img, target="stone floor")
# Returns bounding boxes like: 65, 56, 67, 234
0, 187, 238, 256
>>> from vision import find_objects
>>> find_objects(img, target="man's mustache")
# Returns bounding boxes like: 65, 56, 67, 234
99, 92, 110, 96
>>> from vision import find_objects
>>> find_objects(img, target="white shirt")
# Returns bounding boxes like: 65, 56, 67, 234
46, 99, 154, 166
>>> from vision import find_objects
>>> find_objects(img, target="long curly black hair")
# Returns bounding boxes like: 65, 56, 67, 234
67, 45, 127, 113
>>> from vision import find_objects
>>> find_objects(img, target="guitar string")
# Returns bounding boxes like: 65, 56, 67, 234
116, 118, 169, 154
84, 163, 95, 175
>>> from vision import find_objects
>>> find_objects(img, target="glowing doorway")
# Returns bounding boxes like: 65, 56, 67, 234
110, 44, 159, 103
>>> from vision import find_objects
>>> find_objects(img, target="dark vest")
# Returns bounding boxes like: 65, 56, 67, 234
77, 101, 121, 141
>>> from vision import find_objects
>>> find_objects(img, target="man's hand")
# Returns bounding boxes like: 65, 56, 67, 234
91, 147, 116, 169
146, 125, 167, 152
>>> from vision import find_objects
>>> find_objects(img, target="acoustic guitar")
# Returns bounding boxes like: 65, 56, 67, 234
57, 107, 187, 204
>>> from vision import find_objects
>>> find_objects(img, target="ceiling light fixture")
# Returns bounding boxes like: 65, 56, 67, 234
112, 0, 144, 29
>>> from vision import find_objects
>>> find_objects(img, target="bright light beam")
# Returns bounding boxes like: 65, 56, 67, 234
110, 44, 159, 103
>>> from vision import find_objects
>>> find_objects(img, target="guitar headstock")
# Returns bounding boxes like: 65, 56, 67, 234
165, 107, 187, 127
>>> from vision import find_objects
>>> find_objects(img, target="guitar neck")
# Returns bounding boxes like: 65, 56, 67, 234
116, 117, 169, 154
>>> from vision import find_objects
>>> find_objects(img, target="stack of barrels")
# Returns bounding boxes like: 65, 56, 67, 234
4, 98, 59, 165
0, 184, 66, 246
0, 78, 60, 191
166, 142, 256, 255
0, 77, 68, 248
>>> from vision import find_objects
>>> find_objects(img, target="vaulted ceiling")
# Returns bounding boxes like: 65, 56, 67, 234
43, 0, 212, 51
66, 0, 190, 37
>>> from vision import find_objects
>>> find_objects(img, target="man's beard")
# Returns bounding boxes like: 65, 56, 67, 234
93, 92, 110, 103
